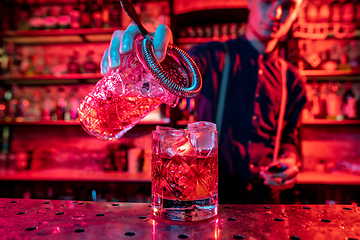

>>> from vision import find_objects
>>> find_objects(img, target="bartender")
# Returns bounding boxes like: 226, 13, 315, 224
101, 0, 307, 204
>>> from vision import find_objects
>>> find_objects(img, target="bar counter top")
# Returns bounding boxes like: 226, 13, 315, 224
1, 198, 359, 239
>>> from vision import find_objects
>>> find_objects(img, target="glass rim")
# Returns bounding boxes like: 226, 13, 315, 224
152, 129, 218, 134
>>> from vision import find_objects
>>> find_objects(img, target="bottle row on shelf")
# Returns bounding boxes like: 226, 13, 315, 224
0, 84, 91, 122
0, 83, 164, 124
295, 38, 360, 72
1, 0, 170, 33
0, 42, 103, 78
302, 81, 360, 122
293, 0, 360, 39
178, 22, 247, 41
1, 81, 359, 125
300, 0, 360, 24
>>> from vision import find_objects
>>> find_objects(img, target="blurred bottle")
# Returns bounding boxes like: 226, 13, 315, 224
127, 148, 142, 174
70, 87, 80, 120
326, 82, 342, 120
317, 82, 328, 119
67, 51, 81, 74
0, 88, 6, 120
342, 82, 357, 119
342, 0, 354, 22
229, 23, 238, 39
102, 0, 110, 28
56, 87, 67, 120
330, 0, 341, 22
357, 88, 360, 119
9, 47, 22, 77
306, 3, 318, 23
45, 6, 58, 29
0, 47, 9, 76
28, 90, 42, 121
42, 88, 52, 121
5, 88, 17, 121
92, 0, 102, 28
70, 1, 81, 29
319, 50, 338, 71
318, 2, 330, 22
212, 24, 220, 40
109, 1, 122, 28
83, 50, 98, 73
356, 1, 360, 22
114, 144, 129, 172
338, 52, 352, 71
80, 0, 92, 28
28, 6, 45, 30
58, 5, 72, 29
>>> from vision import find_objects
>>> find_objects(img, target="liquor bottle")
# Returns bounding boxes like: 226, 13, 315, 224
319, 50, 338, 71
318, 3, 330, 22
28, 6, 45, 30
317, 82, 327, 119
67, 51, 81, 74
109, 1, 121, 28
338, 52, 352, 71
92, 0, 102, 28
101, 0, 110, 28
56, 87, 67, 121
342, 82, 357, 119
70, 1, 81, 29
357, 89, 360, 119
58, 5, 72, 29
342, 0, 354, 22
80, 0, 92, 28
306, 3, 318, 23
356, 1, 360, 22
331, 0, 342, 23
326, 82, 342, 120
0, 88, 6, 120
0, 47, 9, 76
45, 6, 58, 29
82, 50, 98, 73
42, 88, 52, 121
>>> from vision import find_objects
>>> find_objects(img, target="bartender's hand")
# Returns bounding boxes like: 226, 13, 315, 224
259, 153, 299, 190
100, 23, 173, 75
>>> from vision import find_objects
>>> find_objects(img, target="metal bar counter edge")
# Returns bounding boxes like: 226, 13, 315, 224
0, 198, 359, 239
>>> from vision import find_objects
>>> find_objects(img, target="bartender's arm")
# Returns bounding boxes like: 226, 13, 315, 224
260, 75, 307, 190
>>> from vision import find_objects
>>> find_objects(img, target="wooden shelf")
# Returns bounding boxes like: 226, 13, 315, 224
297, 171, 360, 185
0, 118, 170, 126
302, 70, 360, 81
0, 73, 102, 85
301, 119, 360, 126
177, 37, 229, 44
1, 28, 121, 44
0, 169, 151, 182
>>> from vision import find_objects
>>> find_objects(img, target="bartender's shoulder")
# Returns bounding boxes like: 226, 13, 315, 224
284, 60, 307, 83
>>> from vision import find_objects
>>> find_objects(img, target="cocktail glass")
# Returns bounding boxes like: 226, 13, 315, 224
151, 121, 218, 221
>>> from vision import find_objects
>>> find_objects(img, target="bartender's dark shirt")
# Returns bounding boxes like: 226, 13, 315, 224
187, 35, 307, 203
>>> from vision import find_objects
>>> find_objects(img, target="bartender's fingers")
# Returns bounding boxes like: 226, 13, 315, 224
120, 23, 140, 54
108, 30, 123, 69
153, 24, 173, 62
101, 49, 109, 75
259, 170, 282, 187
279, 176, 297, 190
269, 164, 299, 180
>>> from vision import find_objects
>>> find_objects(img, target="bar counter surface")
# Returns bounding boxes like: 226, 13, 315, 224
0, 198, 359, 239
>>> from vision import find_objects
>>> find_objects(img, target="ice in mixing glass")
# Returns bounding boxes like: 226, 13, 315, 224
151, 121, 218, 221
